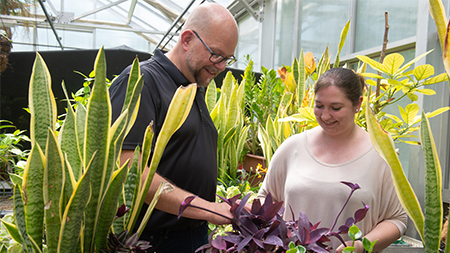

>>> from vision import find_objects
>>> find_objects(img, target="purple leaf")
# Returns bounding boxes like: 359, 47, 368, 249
354, 202, 369, 222
178, 195, 197, 219
263, 201, 284, 222
211, 236, 227, 250
237, 236, 253, 252
116, 204, 130, 218
309, 228, 328, 243
251, 198, 262, 215
340, 181, 360, 191
297, 211, 311, 231
264, 235, 284, 246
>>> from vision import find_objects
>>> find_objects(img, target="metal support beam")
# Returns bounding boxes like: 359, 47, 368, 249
71, 0, 128, 21
37, 0, 64, 50
153, 0, 197, 52
126, 0, 138, 25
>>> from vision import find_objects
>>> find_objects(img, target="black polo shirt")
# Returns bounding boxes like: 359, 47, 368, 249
109, 50, 218, 232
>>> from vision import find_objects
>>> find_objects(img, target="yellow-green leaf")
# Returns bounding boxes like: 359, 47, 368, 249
413, 64, 434, 81
383, 53, 404, 76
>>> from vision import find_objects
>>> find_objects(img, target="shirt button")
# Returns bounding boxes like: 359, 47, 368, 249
200, 109, 203, 113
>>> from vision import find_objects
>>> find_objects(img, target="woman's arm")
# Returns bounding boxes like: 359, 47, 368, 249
336, 220, 401, 253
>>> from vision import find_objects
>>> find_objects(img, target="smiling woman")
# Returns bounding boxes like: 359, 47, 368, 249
257, 67, 407, 253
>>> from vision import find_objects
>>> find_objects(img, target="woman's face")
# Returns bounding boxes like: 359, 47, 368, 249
314, 85, 359, 136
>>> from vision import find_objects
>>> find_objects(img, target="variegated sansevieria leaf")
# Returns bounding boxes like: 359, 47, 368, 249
59, 83, 82, 181
29, 52, 57, 150
333, 20, 350, 68
296, 50, 305, 108
44, 128, 65, 253
420, 111, 442, 253
429, 0, 448, 51
95, 161, 129, 252
136, 182, 174, 237
13, 184, 34, 252
443, 19, 450, 84
22, 143, 45, 252
127, 84, 196, 233
58, 162, 91, 253
366, 100, 424, 240
83, 47, 111, 252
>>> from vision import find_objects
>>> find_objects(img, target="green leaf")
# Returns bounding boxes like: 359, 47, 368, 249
420, 111, 442, 253
425, 107, 450, 118
44, 129, 65, 253
22, 144, 45, 252
357, 55, 387, 74
0, 220, 22, 245
297, 50, 306, 108
334, 20, 350, 68
413, 64, 434, 81
383, 53, 404, 76
29, 53, 57, 150
423, 73, 449, 85
58, 163, 91, 253
205, 79, 217, 113
415, 89, 436, 95
95, 162, 129, 252
360, 72, 384, 79
60, 83, 83, 181
366, 99, 424, 241
428, 0, 448, 51
13, 184, 33, 252
83, 47, 112, 252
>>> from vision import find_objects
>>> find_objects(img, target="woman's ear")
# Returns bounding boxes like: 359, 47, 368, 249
180, 30, 195, 51
356, 96, 363, 111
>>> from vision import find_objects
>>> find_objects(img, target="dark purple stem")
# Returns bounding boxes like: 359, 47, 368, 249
329, 189, 356, 233
186, 204, 233, 221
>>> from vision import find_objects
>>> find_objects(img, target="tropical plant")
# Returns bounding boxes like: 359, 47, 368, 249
243, 55, 285, 157
206, 70, 248, 183
0, 120, 30, 179
355, 51, 449, 144
179, 181, 371, 253
0, 47, 197, 252
366, 96, 447, 253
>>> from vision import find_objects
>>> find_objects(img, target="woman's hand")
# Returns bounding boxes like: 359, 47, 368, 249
335, 240, 364, 253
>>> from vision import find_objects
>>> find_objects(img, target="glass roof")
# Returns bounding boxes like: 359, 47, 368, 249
0, 0, 238, 52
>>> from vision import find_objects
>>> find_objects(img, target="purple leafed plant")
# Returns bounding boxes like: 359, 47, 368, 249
178, 181, 369, 253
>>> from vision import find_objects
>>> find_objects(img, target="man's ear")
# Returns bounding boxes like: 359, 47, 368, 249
180, 30, 194, 51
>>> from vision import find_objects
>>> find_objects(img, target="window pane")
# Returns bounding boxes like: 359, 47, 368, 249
355, 0, 418, 51
297, 0, 349, 63
236, 14, 260, 70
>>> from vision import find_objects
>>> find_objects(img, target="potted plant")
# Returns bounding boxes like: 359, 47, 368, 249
0, 120, 29, 181
179, 181, 376, 253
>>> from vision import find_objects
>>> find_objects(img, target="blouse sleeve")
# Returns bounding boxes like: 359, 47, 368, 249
257, 134, 300, 203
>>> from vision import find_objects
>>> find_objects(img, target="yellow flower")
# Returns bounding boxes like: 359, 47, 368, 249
304, 51, 316, 76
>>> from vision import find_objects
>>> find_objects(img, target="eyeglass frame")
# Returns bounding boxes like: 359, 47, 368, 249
191, 30, 237, 66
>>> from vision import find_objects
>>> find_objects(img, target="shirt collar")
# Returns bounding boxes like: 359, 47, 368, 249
154, 49, 191, 86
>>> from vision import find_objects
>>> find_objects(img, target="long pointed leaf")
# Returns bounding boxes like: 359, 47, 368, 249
83, 47, 111, 252
420, 111, 442, 253
95, 161, 129, 252
22, 144, 45, 252
127, 84, 196, 232
58, 164, 91, 253
29, 53, 57, 150
44, 129, 65, 253
366, 99, 424, 240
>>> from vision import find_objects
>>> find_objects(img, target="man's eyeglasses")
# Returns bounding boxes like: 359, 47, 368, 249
192, 30, 237, 66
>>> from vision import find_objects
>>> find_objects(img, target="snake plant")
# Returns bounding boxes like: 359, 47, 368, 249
0, 47, 197, 253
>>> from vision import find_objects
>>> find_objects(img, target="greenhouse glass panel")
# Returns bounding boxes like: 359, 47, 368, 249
355, 0, 418, 51
296, 0, 349, 65
236, 14, 259, 70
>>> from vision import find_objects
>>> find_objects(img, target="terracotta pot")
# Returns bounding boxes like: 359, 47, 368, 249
242, 153, 266, 187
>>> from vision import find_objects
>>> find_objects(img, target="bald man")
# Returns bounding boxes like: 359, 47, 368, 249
109, 3, 239, 253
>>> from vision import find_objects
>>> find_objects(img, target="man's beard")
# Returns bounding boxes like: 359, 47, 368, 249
186, 53, 218, 87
